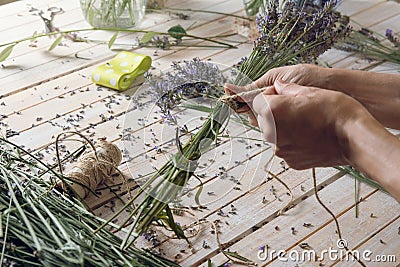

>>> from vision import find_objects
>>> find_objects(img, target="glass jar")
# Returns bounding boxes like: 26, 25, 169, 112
80, 0, 146, 28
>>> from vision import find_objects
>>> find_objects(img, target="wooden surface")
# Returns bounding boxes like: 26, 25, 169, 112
0, 0, 399, 266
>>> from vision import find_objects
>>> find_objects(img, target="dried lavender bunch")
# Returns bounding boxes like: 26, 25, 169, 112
335, 27, 400, 65
0, 137, 180, 267
237, 0, 350, 80
100, 0, 351, 248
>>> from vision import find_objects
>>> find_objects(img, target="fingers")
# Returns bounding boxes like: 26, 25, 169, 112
252, 92, 280, 117
251, 93, 277, 144
225, 83, 276, 102
248, 111, 258, 127
274, 79, 311, 96
224, 82, 258, 103
257, 113, 276, 143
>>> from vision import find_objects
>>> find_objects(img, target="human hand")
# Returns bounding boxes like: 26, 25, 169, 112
224, 64, 327, 125
250, 80, 371, 169
229, 64, 400, 130
226, 64, 327, 95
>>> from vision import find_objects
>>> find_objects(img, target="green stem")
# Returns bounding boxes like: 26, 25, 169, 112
0, 27, 236, 49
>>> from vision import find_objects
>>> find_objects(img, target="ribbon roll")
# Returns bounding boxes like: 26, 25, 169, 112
92, 51, 152, 90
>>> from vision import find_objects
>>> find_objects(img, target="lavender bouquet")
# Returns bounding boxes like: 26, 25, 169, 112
98, 0, 350, 249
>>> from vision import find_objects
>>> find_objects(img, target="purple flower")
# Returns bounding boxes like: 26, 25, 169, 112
147, 58, 226, 123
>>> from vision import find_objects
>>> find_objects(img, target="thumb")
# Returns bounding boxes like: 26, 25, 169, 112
274, 79, 309, 96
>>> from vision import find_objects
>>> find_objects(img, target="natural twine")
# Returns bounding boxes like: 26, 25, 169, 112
56, 132, 123, 200
220, 88, 266, 111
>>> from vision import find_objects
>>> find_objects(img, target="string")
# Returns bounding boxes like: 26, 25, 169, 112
312, 168, 366, 267
55, 131, 127, 200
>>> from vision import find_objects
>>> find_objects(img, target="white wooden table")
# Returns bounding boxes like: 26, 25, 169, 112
0, 0, 399, 266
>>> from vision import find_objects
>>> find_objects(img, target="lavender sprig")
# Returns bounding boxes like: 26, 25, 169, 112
335, 27, 400, 65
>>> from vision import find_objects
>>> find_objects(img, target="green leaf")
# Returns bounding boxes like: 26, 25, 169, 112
223, 251, 252, 262
140, 31, 157, 44
168, 24, 187, 40
183, 103, 213, 113
165, 205, 188, 242
193, 174, 204, 207
31, 31, 38, 42
108, 32, 119, 48
48, 35, 63, 51
0, 44, 15, 62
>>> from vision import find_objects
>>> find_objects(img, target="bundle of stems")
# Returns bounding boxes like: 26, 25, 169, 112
98, 0, 350, 248
335, 27, 400, 65
0, 137, 179, 267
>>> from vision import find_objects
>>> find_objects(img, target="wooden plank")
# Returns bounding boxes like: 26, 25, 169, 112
0, 18, 247, 119
0, 1, 243, 95
85, 116, 268, 209
350, 1, 400, 27
266, 190, 399, 267
0, 2, 82, 44
204, 174, 381, 266
3, 30, 245, 152
153, 168, 341, 266
368, 14, 400, 34
336, 0, 384, 17
367, 62, 400, 74
0, 0, 64, 18
320, 0, 400, 69
335, 218, 400, 267
0, 14, 243, 115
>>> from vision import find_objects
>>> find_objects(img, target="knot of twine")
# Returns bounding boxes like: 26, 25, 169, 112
219, 87, 265, 111
56, 132, 122, 199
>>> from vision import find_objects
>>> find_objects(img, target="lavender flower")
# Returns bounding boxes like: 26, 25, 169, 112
385, 28, 399, 47
147, 58, 226, 123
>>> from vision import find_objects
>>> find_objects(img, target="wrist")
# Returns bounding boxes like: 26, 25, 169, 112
319, 67, 347, 93
338, 111, 376, 165
340, 110, 400, 201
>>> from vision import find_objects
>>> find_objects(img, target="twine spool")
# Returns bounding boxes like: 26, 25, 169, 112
66, 138, 122, 199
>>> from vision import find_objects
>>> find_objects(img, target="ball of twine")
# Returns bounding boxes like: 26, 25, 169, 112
56, 133, 122, 199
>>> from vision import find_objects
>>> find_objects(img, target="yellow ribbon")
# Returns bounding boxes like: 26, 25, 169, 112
92, 51, 152, 90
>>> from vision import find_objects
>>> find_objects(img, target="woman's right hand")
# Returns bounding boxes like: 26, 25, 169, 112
227, 64, 400, 129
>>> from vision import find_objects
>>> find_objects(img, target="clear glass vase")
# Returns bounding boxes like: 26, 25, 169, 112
80, 0, 146, 28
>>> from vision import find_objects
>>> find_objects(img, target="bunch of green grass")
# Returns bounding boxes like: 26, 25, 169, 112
0, 137, 179, 267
